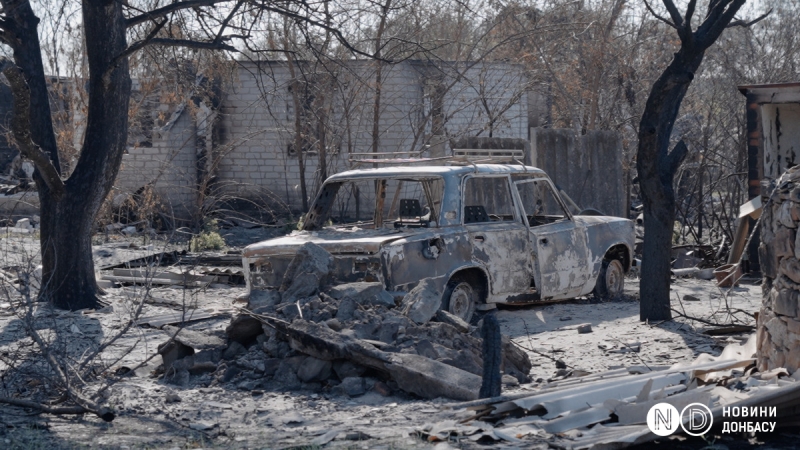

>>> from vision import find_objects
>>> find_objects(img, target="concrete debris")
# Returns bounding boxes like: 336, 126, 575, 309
435, 309, 470, 333
279, 242, 333, 292
158, 325, 226, 377
225, 314, 264, 344
296, 356, 332, 382
337, 376, 367, 397
328, 281, 396, 308
14, 218, 31, 230
401, 278, 442, 325
577, 323, 593, 334
248, 289, 282, 311
177, 274, 534, 401
282, 272, 320, 304
333, 360, 366, 380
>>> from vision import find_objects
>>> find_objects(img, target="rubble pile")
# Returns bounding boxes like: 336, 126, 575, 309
158, 242, 532, 401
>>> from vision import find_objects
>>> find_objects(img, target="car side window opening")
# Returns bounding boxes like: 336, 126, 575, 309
463, 176, 517, 223
515, 178, 568, 226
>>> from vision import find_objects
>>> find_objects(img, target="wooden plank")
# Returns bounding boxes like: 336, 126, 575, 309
112, 268, 217, 283
101, 275, 205, 287
137, 309, 226, 328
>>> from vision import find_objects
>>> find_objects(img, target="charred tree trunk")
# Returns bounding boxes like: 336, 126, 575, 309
41, 0, 131, 310
637, 0, 755, 321
2, 0, 131, 310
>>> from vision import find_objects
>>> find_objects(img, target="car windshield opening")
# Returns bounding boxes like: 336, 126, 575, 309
305, 177, 444, 230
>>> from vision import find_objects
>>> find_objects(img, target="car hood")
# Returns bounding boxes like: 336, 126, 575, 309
242, 228, 416, 257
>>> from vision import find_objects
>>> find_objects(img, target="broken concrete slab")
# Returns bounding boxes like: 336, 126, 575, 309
385, 353, 481, 401
435, 309, 470, 333
277, 302, 302, 321
286, 320, 391, 369
248, 289, 281, 311
287, 319, 482, 400
338, 376, 367, 397
14, 218, 30, 230
401, 278, 441, 325
282, 272, 320, 304
223, 341, 247, 360
158, 326, 226, 374
335, 297, 357, 321
333, 360, 367, 380
296, 356, 333, 382
328, 282, 396, 308
162, 325, 226, 351
279, 242, 333, 292
226, 314, 264, 344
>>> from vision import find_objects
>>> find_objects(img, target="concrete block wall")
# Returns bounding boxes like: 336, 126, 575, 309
115, 109, 198, 220
443, 63, 529, 140
114, 60, 533, 217
216, 61, 531, 212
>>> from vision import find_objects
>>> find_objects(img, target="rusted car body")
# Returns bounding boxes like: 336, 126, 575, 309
243, 164, 634, 320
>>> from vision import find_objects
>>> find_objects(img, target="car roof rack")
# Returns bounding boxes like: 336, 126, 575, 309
349, 148, 526, 168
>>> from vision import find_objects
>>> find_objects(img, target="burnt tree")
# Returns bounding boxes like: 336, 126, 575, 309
0, 0, 357, 310
638, 0, 767, 320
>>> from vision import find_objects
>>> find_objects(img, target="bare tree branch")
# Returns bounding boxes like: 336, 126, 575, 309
0, 396, 90, 416
643, 0, 677, 29
660, 0, 685, 31
685, 0, 697, 31
0, 58, 65, 198
145, 37, 238, 51
697, 0, 746, 47
126, 0, 227, 28
213, 0, 244, 44
109, 18, 169, 72
727, 9, 772, 28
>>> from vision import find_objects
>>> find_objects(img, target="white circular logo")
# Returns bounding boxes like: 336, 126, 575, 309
647, 403, 680, 436
680, 403, 713, 436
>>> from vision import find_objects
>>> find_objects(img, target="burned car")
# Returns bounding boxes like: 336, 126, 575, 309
243, 164, 634, 321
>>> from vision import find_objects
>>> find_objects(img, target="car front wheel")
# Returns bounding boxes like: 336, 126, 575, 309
594, 259, 624, 299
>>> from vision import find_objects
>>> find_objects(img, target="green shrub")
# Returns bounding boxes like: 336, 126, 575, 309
190, 219, 225, 252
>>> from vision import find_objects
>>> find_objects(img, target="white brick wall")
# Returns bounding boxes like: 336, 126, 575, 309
115, 109, 197, 220
116, 60, 531, 216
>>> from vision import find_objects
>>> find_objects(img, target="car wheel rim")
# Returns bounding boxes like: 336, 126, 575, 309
449, 283, 474, 321
606, 260, 624, 296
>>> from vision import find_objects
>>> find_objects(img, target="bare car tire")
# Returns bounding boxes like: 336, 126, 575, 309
594, 259, 624, 299
442, 279, 477, 322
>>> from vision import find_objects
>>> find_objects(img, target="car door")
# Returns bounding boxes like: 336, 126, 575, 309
463, 175, 531, 296
513, 176, 590, 300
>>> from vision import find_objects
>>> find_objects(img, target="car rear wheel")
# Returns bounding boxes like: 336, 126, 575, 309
442, 279, 477, 322
594, 259, 624, 299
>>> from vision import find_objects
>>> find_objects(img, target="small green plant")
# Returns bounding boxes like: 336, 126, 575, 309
295, 213, 306, 230
189, 219, 225, 252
